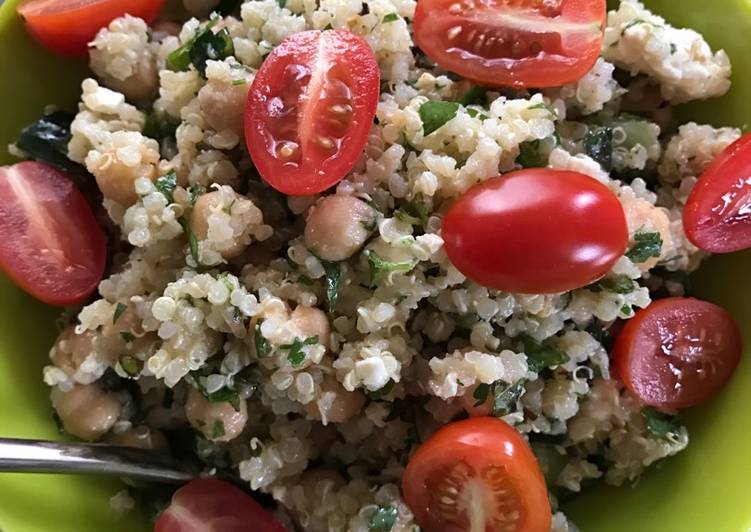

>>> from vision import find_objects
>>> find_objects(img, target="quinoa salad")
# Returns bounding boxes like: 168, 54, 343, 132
4, 0, 748, 530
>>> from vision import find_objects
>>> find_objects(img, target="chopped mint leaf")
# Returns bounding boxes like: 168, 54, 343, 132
458, 86, 488, 106
369, 505, 398, 532
473, 383, 490, 406
419, 100, 460, 136
626, 232, 662, 263
588, 274, 636, 294
254, 320, 271, 358
321, 261, 341, 313
211, 419, 226, 439
642, 407, 682, 439
522, 336, 570, 373
120, 331, 136, 343
119, 355, 143, 377
364, 250, 415, 283
155, 171, 177, 203
113, 302, 128, 324
382, 13, 400, 23
281, 336, 319, 366
584, 126, 613, 172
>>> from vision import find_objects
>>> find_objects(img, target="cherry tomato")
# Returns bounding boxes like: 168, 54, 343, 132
0, 162, 106, 306
155, 478, 287, 532
245, 29, 380, 196
614, 297, 742, 410
17, 0, 166, 56
413, 0, 606, 88
442, 169, 628, 294
403, 417, 551, 532
683, 133, 751, 253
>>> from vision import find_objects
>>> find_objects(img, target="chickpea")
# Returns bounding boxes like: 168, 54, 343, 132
50, 326, 96, 376
622, 197, 673, 271
290, 306, 330, 348
303, 376, 365, 424
52, 384, 122, 441
90, 132, 159, 206
190, 191, 246, 259
101, 60, 158, 103
185, 387, 248, 442
99, 302, 153, 359
109, 425, 168, 450
304, 195, 376, 261
198, 79, 249, 134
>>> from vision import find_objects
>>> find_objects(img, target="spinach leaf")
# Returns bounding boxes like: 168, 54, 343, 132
642, 407, 682, 439
626, 232, 662, 263
588, 274, 636, 294
321, 260, 341, 313
281, 336, 319, 366
419, 101, 460, 136
368, 505, 398, 532
584, 126, 613, 171
16, 110, 77, 170
522, 336, 570, 373
154, 171, 177, 203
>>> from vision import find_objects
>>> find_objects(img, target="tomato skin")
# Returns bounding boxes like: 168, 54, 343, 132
442, 169, 628, 294
155, 478, 287, 532
245, 29, 380, 196
683, 133, 751, 253
413, 0, 606, 88
0, 162, 106, 306
403, 417, 551, 532
614, 297, 742, 410
17, 0, 166, 56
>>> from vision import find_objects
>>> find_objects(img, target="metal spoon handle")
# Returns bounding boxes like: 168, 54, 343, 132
0, 438, 195, 484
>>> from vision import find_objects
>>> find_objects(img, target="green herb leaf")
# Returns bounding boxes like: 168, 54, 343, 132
189, 184, 206, 206
419, 101, 460, 136
179, 217, 202, 268
621, 304, 633, 315
642, 407, 682, 439
588, 274, 636, 294
584, 126, 613, 172
168, 21, 235, 75
119, 355, 143, 377
626, 232, 662, 263
522, 336, 570, 373
120, 331, 136, 343
211, 419, 226, 439
369, 505, 398, 532
360, 219, 377, 232
16, 110, 77, 170
254, 320, 272, 358
321, 261, 341, 313
382, 12, 399, 23
394, 209, 421, 226
364, 250, 415, 283
473, 383, 490, 406
205, 387, 242, 411
281, 336, 319, 366
528, 101, 558, 118
277, 0, 287, 7
155, 171, 177, 203
491, 380, 525, 417
466, 108, 489, 120
458, 86, 488, 106
113, 302, 128, 324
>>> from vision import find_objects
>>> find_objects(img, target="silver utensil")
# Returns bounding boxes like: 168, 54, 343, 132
0, 437, 195, 483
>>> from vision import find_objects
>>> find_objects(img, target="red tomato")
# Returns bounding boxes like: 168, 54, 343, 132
403, 417, 551, 532
442, 169, 628, 294
413, 0, 606, 88
155, 478, 287, 532
17, 0, 166, 56
0, 162, 106, 306
614, 297, 742, 410
683, 133, 751, 253
245, 29, 380, 196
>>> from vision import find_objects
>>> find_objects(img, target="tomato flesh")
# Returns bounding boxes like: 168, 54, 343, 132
413, 0, 606, 88
155, 478, 287, 532
0, 162, 106, 306
442, 169, 628, 294
683, 133, 751, 253
614, 297, 742, 410
403, 417, 551, 532
245, 29, 380, 196
17, 0, 166, 56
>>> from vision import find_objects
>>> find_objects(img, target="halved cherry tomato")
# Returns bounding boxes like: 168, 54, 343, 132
245, 29, 380, 196
0, 162, 106, 306
403, 417, 551, 532
413, 0, 606, 88
155, 478, 287, 532
442, 169, 628, 294
683, 133, 751, 253
17, 0, 166, 56
614, 297, 742, 410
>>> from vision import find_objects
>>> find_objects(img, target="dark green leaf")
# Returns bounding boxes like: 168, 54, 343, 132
382, 12, 399, 23
321, 261, 341, 313
466, 108, 489, 120
473, 383, 490, 406
588, 274, 635, 294
458, 86, 488, 106
179, 217, 202, 268
584, 126, 613, 171
528, 102, 558, 118
626, 232, 662, 263
155, 171, 177, 203
642, 407, 682, 439
143, 113, 179, 156
517, 139, 546, 168
211, 419, 226, 439
168, 21, 235, 75
277, 0, 287, 7
205, 387, 242, 411
254, 320, 271, 358
281, 336, 319, 366
364, 250, 415, 282
119, 355, 143, 377
491, 380, 525, 416
16, 110, 77, 170
189, 184, 206, 206
522, 336, 570, 373
120, 331, 136, 343
113, 302, 128, 324
369, 505, 398, 532
419, 101, 460, 136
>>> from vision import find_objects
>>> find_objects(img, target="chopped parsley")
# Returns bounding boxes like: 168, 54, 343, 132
211, 419, 226, 439
189, 184, 206, 206
626, 232, 663, 263
517, 136, 557, 168
458, 86, 488, 107
394, 209, 421, 226
528, 101, 558, 119
473, 383, 490, 406
277, 0, 287, 7
188, 373, 243, 412
16, 110, 77, 170
113, 302, 128, 324
368, 505, 398, 532
179, 217, 202, 268
491, 380, 526, 416
143, 113, 178, 156
281, 336, 319, 366
522, 336, 570, 373
154, 171, 177, 203
588, 274, 636, 294
119, 355, 143, 377
382, 12, 400, 23
168, 19, 235, 75
120, 331, 136, 343
360, 218, 377, 232
642, 407, 682, 439
419, 100, 460, 136
254, 320, 272, 358
321, 260, 341, 313
364, 250, 415, 283
584, 126, 613, 172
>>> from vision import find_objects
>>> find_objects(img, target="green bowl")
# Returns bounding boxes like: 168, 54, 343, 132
0, 1, 749, 531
